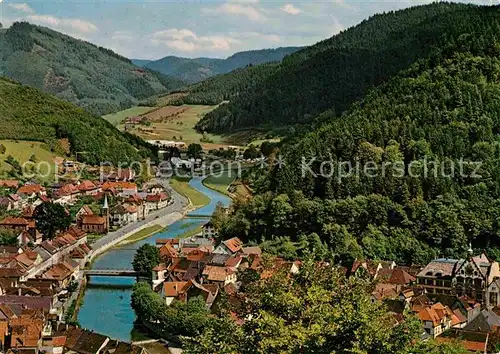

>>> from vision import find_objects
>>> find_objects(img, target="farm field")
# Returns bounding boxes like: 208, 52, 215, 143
110, 104, 249, 149
120, 105, 223, 145
103, 106, 156, 126
0, 140, 61, 180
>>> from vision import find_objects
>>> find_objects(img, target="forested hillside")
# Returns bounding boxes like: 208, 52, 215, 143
195, 2, 486, 134
0, 22, 184, 115
215, 4, 500, 265
137, 47, 301, 84
0, 77, 156, 165
172, 63, 279, 105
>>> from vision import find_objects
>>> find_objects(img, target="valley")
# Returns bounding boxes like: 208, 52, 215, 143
0, 2, 499, 353
105, 102, 272, 150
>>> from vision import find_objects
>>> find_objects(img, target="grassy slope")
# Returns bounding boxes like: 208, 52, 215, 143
113, 104, 244, 148
202, 170, 237, 195
170, 177, 210, 208
0, 77, 155, 166
0, 140, 60, 179
118, 224, 165, 245
104, 106, 156, 126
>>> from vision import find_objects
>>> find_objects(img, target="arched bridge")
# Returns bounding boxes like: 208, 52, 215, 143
84, 269, 141, 277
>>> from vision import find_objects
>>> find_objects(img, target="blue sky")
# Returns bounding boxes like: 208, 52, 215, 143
0, 0, 495, 59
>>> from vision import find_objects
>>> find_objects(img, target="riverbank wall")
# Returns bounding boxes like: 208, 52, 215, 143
88, 211, 185, 261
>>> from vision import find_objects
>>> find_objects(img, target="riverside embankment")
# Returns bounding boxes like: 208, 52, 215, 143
77, 177, 231, 341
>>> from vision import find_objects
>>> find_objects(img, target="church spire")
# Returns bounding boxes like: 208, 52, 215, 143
468, 242, 473, 256
103, 194, 109, 210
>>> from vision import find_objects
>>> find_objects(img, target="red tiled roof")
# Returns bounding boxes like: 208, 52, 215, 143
126, 194, 143, 204
226, 255, 243, 268
203, 265, 231, 282
146, 193, 169, 202
0, 268, 23, 277
153, 263, 168, 271
55, 183, 79, 197
223, 237, 243, 253
79, 206, 94, 216
52, 336, 66, 347
17, 184, 45, 195
0, 180, 19, 188
77, 180, 99, 192
82, 215, 106, 225
388, 269, 416, 285
102, 182, 137, 191
67, 226, 87, 239
0, 216, 29, 226
163, 281, 190, 297
160, 244, 178, 259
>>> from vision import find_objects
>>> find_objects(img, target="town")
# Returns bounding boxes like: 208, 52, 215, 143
1, 0, 499, 353
0, 169, 176, 353
0, 170, 497, 353
138, 224, 500, 353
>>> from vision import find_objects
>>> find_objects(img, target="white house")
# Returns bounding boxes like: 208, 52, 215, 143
214, 237, 243, 255
202, 221, 217, 238
111, 204, 138, 227
146, 193, 170, 211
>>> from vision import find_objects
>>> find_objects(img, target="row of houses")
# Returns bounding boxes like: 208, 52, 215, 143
0, 178, 172, 237
151, 234, 301, 316
0, 307, 145, 354
350, 251, 500, 352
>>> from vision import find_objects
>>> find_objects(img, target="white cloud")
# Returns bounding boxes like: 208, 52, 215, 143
151, 28, 241, 53
26, 14, 98, 34
9, 3, 34, 13
202, 3, 267, 22
229, 31, 281, 43
281, 4, 301, 15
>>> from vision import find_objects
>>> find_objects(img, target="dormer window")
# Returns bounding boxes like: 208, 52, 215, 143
426, 271, 433, 276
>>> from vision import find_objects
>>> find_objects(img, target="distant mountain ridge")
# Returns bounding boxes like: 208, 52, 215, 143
133, 47, 302, 83
193, 2, 488, 135
0, 22, 184, 115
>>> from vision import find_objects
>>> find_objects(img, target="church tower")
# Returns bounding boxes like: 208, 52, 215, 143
102, 194, 110, 233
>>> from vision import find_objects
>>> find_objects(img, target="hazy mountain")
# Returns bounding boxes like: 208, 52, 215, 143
137, 47, 302, 83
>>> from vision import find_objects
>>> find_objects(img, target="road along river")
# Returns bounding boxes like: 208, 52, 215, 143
77, 177, 231, 341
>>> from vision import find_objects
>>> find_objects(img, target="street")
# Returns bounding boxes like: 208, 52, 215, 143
91, 178, 189, 252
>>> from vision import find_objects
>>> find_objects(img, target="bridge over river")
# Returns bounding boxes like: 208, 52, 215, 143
84, 269, 139, 277
78, 177, 232, 342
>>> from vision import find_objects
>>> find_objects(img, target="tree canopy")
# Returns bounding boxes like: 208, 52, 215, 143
213, 3, 500, 264
0, 22, 183, 115
33, 201, 71, 240
132, 244, 160, 276
184, 259, 468, 354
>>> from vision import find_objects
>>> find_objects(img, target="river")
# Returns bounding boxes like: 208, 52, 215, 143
77, 177, 231, 342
